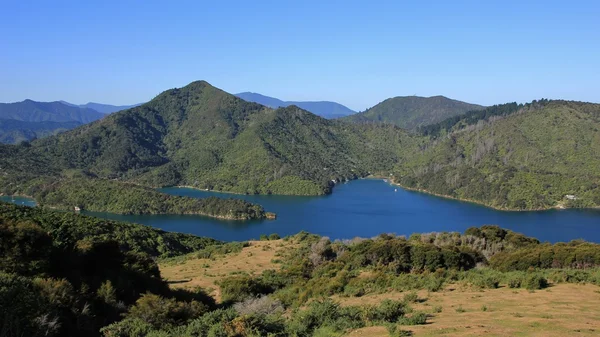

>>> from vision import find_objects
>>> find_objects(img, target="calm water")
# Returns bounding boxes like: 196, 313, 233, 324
3, 180, 600, 242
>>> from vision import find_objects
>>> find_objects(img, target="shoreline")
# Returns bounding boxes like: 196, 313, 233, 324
0, 193, 266, 221
388, 180, 583, 212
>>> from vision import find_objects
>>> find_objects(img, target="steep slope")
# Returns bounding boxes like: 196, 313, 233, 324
344, 95, 484, 129
395, 100, 600, 210
235, 92, 355, 118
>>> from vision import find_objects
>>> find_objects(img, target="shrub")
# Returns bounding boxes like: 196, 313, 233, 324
398, 312, 428, 325
402, 292, 419, 303
126, 293, 208, 328
524, 275, 548, 290
268, 233, 281, 240
233, 296, 284, 316
218, 275, 273, 303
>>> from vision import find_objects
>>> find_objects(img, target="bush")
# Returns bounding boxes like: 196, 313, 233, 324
524, 275, 548, 290
126, 293, 208, 328
218, 276, 273, 303
233, 296, 284, 316
398, 312, 428, 325
268, 233, 281, 240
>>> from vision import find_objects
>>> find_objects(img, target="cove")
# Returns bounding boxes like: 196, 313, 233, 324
3, 179, 600, 243
90, 179, 600, 243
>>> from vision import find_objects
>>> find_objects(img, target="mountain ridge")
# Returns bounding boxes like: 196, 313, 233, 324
235, 91, 355, 119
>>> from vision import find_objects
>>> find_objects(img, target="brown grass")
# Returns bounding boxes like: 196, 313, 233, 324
158, 239, 291, 301
343, 283, 600, 337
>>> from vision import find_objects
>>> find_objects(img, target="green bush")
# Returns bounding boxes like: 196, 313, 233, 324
524, 275, 548, 290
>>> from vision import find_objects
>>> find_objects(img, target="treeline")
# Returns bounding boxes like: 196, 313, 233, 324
418, 99, 550, 137
490, 241, 600, 271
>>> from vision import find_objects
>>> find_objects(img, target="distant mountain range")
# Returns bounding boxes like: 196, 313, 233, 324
235, 92, 355, 119
0, 100, 140, 144
343, 95, 484, 129
60, 101, 143, 114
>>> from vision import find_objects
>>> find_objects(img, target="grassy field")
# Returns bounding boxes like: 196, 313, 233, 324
343, 283, 600, 336
159, 238, 600, 337
159, 239, 290, 301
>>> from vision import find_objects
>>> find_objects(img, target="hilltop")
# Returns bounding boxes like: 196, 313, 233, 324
344, 95, 484, 129
235, 92, 356, 119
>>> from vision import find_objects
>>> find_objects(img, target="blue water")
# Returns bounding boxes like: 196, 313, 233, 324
0, 196, 37, 207
3, 180, 600, 242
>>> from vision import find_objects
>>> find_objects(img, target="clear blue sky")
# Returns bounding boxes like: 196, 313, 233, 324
1, 0, 599, 110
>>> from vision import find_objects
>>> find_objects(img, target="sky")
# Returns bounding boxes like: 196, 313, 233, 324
1, 0, 599, 111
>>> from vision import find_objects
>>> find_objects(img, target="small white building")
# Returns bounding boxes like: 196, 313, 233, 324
565, 195, 577, 200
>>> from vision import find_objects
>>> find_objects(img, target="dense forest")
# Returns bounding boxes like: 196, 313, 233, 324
394, 100, 600, 210
2, 203, 598, 336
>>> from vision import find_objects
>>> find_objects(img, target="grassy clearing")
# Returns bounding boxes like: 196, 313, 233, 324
159, 239, 292, 301
343, 283, 600, 337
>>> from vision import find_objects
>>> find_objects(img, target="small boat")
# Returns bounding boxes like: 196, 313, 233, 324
394, 189, 397, 192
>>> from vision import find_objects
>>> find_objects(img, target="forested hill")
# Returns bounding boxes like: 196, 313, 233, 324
30, 80, 418, 196
395, 100, 600, 210
343, 95, 484, 129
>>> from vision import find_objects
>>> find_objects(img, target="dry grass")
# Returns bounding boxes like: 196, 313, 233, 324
343, 283, 600, 337
158, 239, 291, 301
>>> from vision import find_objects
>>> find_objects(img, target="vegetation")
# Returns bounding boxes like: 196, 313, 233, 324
343, 95, 483, 129
395, 100, 600, 210
0, 202, 221, 337
2, 201, 600, 336
3, 81, 600, 216
0, 202, 221, 257
34, 177, 266, 219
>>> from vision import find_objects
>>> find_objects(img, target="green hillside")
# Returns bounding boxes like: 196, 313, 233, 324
31, 81, 418, 196
395, 100, 600, 210
343, 95, 484, 129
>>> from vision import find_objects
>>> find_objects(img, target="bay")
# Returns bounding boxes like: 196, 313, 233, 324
3, 179, 600, 243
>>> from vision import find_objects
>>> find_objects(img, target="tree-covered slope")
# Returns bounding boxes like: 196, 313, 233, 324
395, 100, 600, 210
30, 81, 417, 196
235, 92, 356, 118
344, 95, 484, 129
